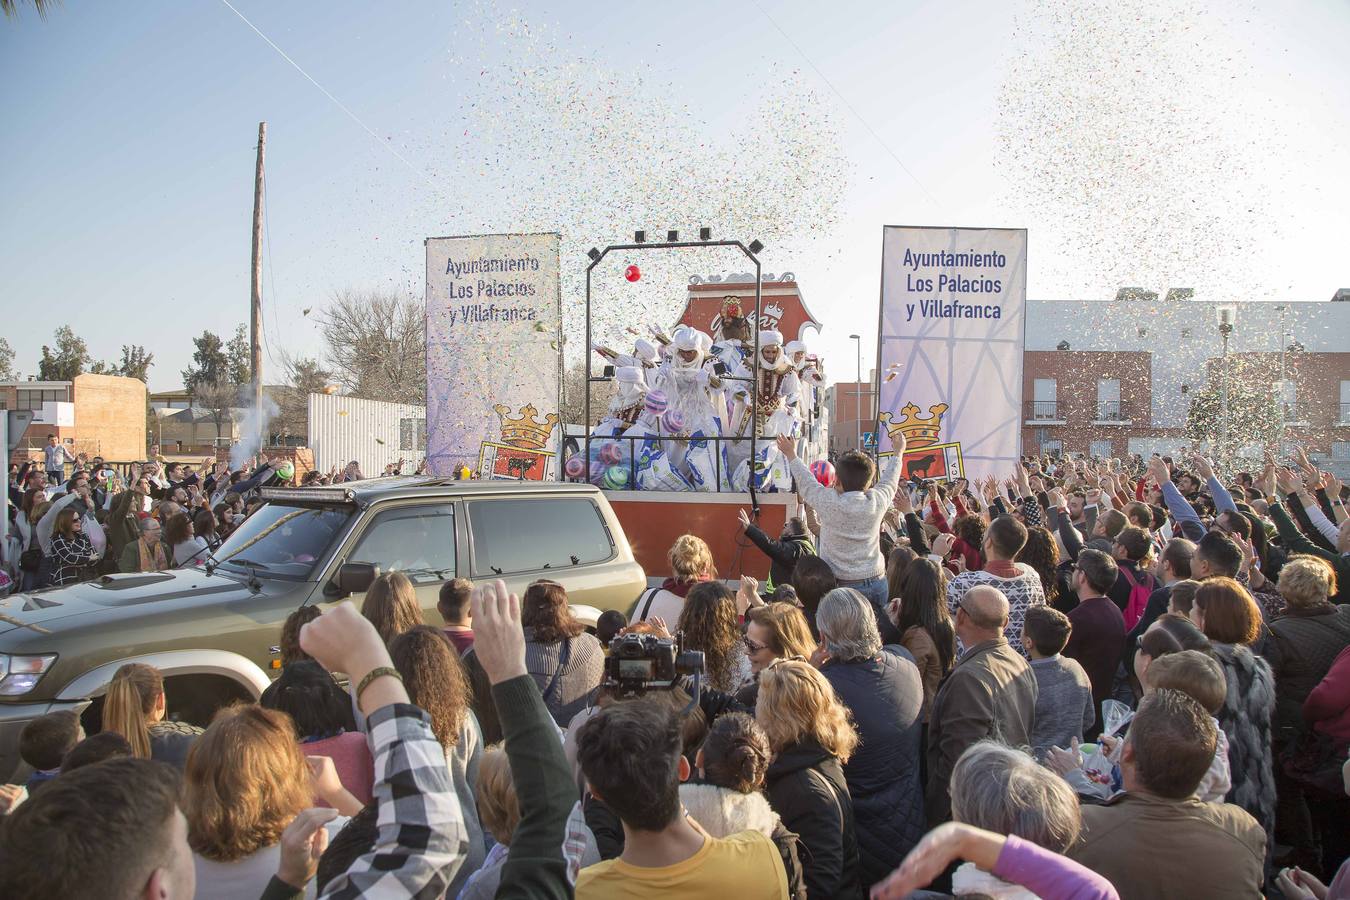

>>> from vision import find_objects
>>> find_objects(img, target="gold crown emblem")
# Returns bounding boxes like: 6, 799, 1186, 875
880, 402, 948, 449
493, 403, 559, 450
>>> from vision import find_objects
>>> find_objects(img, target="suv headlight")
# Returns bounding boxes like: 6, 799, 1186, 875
0, 654, 58, 696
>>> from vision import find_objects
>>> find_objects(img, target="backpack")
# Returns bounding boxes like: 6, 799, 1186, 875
1119, 566, 1156, 631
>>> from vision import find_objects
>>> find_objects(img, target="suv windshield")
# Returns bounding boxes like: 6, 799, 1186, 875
202, 504, 353, 581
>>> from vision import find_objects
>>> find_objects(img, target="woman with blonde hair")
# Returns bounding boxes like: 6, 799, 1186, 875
186, 704, 351, 900
758, 658, 863, 899
1265, 555, 1350, 870
629, 533, 716, 625
100, 662, 201, 769
360, 570, 424, 645
460, 743, 599, 900
738, 602, 816, 705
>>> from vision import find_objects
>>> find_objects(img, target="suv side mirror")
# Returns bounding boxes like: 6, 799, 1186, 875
332, 562, 379, 597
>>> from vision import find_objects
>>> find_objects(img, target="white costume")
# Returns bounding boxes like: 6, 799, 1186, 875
724, 331, 799, 492
645, 326, 724, 491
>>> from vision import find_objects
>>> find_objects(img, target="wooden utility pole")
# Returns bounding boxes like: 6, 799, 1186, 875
250, 122, 266, 446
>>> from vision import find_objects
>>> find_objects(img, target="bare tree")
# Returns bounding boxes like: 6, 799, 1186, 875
560, 362, 614, 427
194, 379, 239, 446
273, 351, 333, 444
315, 290, 426, 405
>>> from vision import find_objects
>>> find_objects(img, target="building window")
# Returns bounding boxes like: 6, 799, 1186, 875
1332, 442, 1350, 461
1031, 379, 1058, 419
1340, 380, 1350, 425
399, 418, 428, 452
1090, 439, 1113, 459
1040, 439, 1063, 455
15, 388, 66, 411
1097, 379, 1122, 420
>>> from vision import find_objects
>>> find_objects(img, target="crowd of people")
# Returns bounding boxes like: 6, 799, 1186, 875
2, 427, 1350, 899
2, 441, 428, 592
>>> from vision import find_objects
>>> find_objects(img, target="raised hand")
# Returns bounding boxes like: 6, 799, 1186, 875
737, 508, 752, 532
894, 489, 913, 515
1275, 467, 1302, 496
775, 434, 797, 461
1191, 454, 1215, 481
931, 533, 955, 558
648, 615, 673, 639
276, 807, 340, 891
470, 579, 528, 684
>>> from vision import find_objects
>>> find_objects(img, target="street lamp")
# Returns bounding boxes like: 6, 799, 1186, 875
849, 333, 863, 451
1215, 304, 1236, 461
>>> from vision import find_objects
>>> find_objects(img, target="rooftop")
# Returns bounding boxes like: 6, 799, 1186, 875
260, 475, 603, 505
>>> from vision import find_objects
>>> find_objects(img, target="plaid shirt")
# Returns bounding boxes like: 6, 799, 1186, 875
319, 703, 467, 899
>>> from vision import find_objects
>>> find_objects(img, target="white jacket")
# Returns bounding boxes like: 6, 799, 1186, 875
789, 454, 902, 581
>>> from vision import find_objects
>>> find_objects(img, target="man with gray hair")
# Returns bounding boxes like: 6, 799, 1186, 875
814, 588, 926, 889
927, 585, 1038, 828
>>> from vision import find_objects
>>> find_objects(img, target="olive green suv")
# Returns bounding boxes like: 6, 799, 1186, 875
0, 477, 645, 781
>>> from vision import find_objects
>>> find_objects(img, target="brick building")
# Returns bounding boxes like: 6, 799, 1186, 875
825, 376, 876, 453
2, 374, 147, 463
1022, 299, 1350, 464
824, 297, 1350, 466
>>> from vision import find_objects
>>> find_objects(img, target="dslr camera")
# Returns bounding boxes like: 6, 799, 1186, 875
604, 632, 704, 697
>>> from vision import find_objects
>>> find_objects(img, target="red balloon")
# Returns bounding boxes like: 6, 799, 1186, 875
624, 264, 641, 282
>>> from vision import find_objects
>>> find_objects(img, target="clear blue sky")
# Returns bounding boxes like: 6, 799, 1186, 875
2, 0, 1346, 390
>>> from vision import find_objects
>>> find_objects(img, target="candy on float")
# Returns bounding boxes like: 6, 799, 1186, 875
661, 408, 685, 432
624, 264, 641, 282
599, 443, 623, 465
564, 455, 585, 478
810, 460, 836, 487
603, 465, 629, 489
589, 461, 606, 483
644, 389, 668, 415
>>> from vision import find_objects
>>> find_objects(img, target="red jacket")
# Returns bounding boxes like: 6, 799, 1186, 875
1305, 644, 1350, 752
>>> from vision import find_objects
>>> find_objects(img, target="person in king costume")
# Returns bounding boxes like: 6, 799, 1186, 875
646, 325, 725, 491
726, 330, 799, 491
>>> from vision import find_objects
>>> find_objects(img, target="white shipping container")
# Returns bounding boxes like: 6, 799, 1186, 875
307, 394, 427, 476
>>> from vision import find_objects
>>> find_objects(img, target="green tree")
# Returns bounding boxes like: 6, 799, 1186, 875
182, 331, 229, 394
274, 353, 332, 443
116, 345, 155, 382
1, 0, 59, 20
1184, 383, 1280, 456
0, 337, 15, 381
37, 325, 90, 381
226, 324, 252, 386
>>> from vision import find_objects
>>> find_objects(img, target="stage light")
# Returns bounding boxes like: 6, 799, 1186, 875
634, 230, 647, 243
748, 239, 764, 254
587, 247, 601, 261
699, 227, 712, 241
667, 229, 679, 241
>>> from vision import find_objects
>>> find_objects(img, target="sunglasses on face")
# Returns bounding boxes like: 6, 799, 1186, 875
743, 635, 770, 654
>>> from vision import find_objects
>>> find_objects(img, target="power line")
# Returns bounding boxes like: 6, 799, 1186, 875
216, 0, 440, 192
750, 0, 940, 209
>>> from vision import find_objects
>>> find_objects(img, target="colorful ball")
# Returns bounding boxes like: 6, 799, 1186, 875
599, 443, 623, 465
661, 408, 685, 433
809, 460, 835, 487
603, 464, 629, 489
643, 389, 668, 416
624, 264, 641, 282
564, 455, 585, 478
